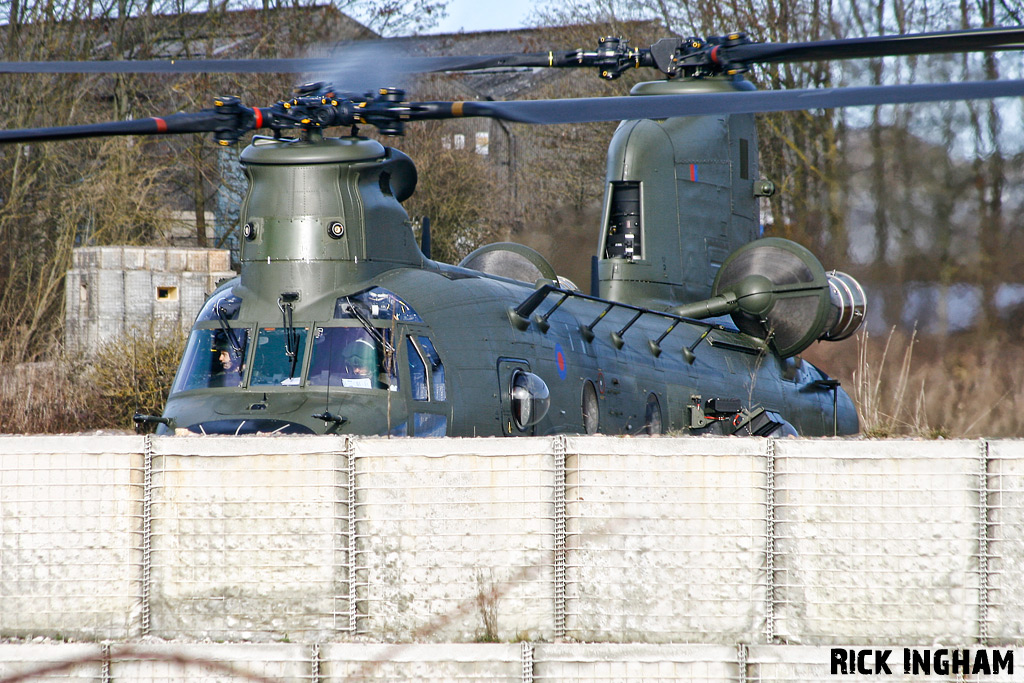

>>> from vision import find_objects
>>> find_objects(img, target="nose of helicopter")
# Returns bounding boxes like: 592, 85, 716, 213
159, 391, 405, 436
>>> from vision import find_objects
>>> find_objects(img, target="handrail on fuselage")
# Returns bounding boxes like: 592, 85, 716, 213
510, 283, 768, 358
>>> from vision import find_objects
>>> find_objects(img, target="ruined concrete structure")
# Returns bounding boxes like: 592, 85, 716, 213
64, 246, 234, 354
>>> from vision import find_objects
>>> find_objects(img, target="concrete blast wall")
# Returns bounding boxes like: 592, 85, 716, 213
64, 246, 234, 355
2, 435, 1024, 680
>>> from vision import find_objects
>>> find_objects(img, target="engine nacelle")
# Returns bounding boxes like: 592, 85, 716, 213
674, 237, 866, 358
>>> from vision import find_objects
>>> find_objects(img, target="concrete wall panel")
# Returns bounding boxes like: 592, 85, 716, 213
112, 643, 310, 683
565, 437, 768, 643
533, 643, 739, 681
0, 436, 144, 640
773, 439, 980, 644
986, 439, 1024, 641
323, 643, 522, 681
4, 435, 1024, 650
354, 438, 557, 642
0, 644, 104, 681
148, 436, 348, 641
124, 269, 154, 320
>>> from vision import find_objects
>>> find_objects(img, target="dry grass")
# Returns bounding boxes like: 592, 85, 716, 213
0, 361, 95, 434
0, 331, 186, 434
806, 328, 1024, 438
89, 330, 187, 430
851, 328, 919, 438
911, 336, 1024, 437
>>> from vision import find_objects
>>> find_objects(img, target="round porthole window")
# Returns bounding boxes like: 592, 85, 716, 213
510, 370, 550, 431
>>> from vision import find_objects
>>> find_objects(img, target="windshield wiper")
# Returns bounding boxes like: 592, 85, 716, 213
343, 297, 395, 355
278, 293, 301, 378
216, 304, 244, 356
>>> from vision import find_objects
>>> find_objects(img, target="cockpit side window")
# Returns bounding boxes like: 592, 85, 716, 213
171, 328, 249, 393
416, 336, 446, 402
407, 336, 446, 402
251, 327, 309, 387
407, 337, 429, 401
308, 327, 397, 390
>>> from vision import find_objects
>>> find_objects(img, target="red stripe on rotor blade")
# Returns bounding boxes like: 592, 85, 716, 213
153, 117, 167, 133
254, 108, 263, 128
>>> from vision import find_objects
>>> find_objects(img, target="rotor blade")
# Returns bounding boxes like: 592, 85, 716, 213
0, 53, 577, 76
425, 26, 1024, 76
4, 78, 1024, 143
0, 111, 225, 143
430, 78, 1024, 125
0, 57, 338, 74
416, 51, 592, 71
720, 25, 1024, 65
6, 25, 1022, 76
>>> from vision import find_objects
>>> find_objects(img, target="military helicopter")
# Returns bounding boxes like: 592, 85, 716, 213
4, 25, 1024, 437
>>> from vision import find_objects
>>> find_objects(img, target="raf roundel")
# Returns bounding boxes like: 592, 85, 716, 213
555, 343, 567, 381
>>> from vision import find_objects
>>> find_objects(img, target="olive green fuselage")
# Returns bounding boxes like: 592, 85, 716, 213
161, 263, 857, 437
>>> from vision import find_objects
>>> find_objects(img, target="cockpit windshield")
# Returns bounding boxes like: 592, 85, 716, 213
251, 327, 309, 386
307, 327, 397, 390
171, 328, 249, 393
171, 321, 403, 395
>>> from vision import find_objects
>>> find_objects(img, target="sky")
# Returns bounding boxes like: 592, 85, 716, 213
428, 0, 535, 34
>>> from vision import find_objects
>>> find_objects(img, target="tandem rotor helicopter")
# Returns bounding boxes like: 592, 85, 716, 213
4, 25, 1024, 437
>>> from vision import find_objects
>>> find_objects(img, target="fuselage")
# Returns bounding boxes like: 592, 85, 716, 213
160, 262, 858, 437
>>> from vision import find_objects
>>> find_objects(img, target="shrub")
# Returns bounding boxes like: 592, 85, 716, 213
88, 330, 188, 432
0, 331, 186, 434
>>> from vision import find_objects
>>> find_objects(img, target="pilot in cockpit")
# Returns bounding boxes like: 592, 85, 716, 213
341, 337, 377, 388
210, 337, 245, 387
